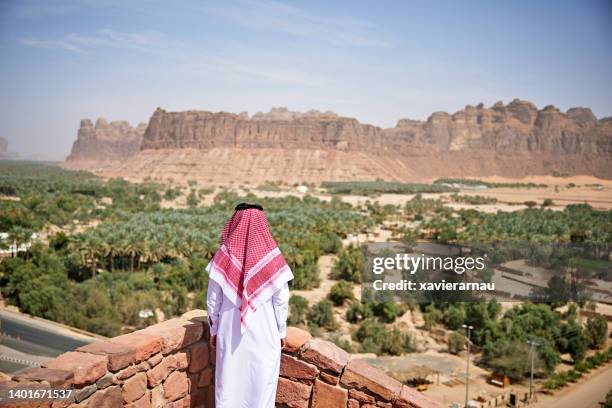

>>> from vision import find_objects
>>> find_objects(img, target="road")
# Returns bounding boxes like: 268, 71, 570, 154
0, 309, 99, 373
532, 364, 612, 408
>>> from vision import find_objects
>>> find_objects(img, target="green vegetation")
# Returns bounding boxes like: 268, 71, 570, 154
321, 180, 456, 195
450, 194, 497, 205
353, 318, 414, 355
543, 347, 612, 390
0, 163, 373, 336
434, 178, 547, 189
328, 280, 355, 306
331, 244, 364, 283
308, 299, 336, 330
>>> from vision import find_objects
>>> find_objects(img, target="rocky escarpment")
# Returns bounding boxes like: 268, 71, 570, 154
141, 101, 611, 156
0, 136, 19, 160
65, 101, 612, 181
142, 108, 377, 152
65, 118, 146, 164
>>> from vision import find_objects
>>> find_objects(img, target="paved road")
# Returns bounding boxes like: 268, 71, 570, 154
533, 365, 612, 408
0, 309, 98, 373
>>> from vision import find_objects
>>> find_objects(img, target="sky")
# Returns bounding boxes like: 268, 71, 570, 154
0, 0, 611, 160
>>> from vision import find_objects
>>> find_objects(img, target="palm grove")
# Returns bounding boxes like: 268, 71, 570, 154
0, 164, 610, 387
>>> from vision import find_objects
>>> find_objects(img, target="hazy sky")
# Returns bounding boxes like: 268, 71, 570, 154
1, 0, 611, 160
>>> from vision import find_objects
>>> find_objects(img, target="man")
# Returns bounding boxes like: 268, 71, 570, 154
206, 203, 293, 408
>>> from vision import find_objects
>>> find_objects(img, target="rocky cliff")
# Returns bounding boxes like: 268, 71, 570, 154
141, 101, 611, 156
65, 101, 612, 181
0, 136, 19, 160
65, 118, 146, 164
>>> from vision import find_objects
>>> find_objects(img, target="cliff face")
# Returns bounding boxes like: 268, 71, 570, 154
141, 100, 611, 157
142, 108, 378, 152
65, 118, 146, 163
0, 136, 7, 154
65, 101, 612, 181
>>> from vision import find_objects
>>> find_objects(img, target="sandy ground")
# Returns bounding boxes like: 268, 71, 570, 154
366, 349, 532, 407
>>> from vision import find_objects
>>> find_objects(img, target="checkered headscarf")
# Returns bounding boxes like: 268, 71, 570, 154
206, 205, 293, 332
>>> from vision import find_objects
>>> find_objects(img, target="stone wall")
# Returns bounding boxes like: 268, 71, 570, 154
0, 310, 442, 408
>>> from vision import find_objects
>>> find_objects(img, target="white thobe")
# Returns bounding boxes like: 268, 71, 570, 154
207, 279, 290, 408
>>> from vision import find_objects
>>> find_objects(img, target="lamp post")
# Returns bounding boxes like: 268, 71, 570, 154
462, 324, 473, 408
527, 340, 540, 401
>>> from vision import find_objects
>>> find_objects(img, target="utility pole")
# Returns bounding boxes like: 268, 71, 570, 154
527, 340, 540, 401
462, 324, 473, 408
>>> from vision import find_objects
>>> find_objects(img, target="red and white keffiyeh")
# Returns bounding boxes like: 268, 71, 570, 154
206, 206, 293, 332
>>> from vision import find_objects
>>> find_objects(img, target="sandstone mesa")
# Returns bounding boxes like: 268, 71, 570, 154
64, 100, 612, 182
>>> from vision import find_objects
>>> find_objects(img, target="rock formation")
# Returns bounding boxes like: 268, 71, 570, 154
65, 100, 612, 181
0, 136, 19, 160
65, 118, 146, 164
140, 101, 611, 156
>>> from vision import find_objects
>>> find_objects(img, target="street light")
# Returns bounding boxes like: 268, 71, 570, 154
462, 324, 474, 408
527, 340, 540, 401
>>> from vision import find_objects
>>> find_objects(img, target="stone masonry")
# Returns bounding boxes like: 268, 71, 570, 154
0, 310, 443, 408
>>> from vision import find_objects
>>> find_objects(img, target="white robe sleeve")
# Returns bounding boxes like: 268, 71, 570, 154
272, 282, 290, 338
206, 279, 223, 336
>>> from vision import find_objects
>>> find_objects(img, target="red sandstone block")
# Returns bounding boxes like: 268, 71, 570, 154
44, 352, 108, 386
180, 310, 210, 341
311, 379, 348, 408
0, 381, 51, 408
125, 390, 151, 408
163, 370, 189, 402
77, 340, 137, 371
12, 368, 74, 388
122, 371, 147, 404
187, 342, 208, 373
284, 327, 311, 353
110, 332, 162, 362
140, 318, 203, 355
395, 385, 445, 408
205, 385, 215, 408
189, 387, 208, 407
150, 384, 164, 408
147, 353, 163, 368
197, 367, 213, 388
319, 371, 339, 385
147, 352, 188, 387
349, 388, 376, 403
348, 399, 360, 408
116, 361, 150, 381
300, 339, 349, 375
340, 359, 401, 402
83, 385, 123, 408
275, 377, 311, 408
280, 354, 319, 381
164, 395, 190, 408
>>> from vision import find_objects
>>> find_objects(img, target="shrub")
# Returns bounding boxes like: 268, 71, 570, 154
584, 315, 608, 349
448, 331, 466, 355
353, 319, 412, 355
346, 302, 373, 323
288, 295, 309, 326
443, 305, 466, 330
308, 299, 336, 329
328, 280, 355, 306
331, 245, 364, 283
